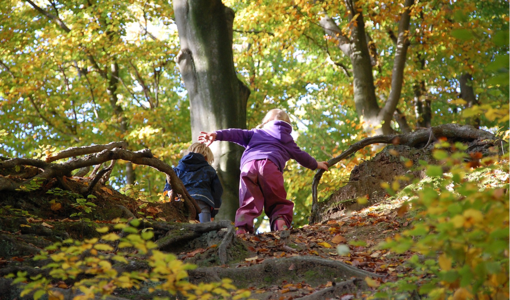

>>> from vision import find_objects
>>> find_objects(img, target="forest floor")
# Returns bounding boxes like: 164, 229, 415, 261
0, 170, 414, 300
1, 128, 504, 299
215, 195, 413, 299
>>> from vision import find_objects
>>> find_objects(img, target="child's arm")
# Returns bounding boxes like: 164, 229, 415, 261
288, 142, 329, 171
198, 132, 217, 146
199, 129, 254, 148
316, 161, 329, 171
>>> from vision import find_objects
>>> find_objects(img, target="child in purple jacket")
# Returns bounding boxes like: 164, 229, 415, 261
198, 109, 329, 234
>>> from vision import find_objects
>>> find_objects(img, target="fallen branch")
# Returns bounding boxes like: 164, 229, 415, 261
0, 143, 201, 220
45, 141, 128, 163
310, 124, 496, 222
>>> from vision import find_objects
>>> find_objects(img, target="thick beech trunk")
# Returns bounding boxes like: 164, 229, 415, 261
174, 0, 250, 221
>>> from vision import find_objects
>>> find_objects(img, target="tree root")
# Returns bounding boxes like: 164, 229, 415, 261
156, 220, 234, 264
188, 255, 383, 287
311, 124, 496, 222
295, 278, 365, 300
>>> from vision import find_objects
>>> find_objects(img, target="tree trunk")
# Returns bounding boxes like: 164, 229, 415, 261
459, 73, 480, 129
174, 0, 250, 221
320, 0, 414, 136
414, 81, 432, 128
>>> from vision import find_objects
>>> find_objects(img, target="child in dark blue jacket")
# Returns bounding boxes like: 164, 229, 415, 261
164, 143, 223, 222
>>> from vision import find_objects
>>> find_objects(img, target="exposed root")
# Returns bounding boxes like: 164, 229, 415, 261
188, 256, 383, 286
295, 278, 365, 300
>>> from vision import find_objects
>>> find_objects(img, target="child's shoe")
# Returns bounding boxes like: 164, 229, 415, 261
274, 217, 288, 231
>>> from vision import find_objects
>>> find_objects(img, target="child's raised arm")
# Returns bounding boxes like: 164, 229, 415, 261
198, 132, 217, 146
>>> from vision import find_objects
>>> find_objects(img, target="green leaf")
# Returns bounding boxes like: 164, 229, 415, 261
488, 73, 509, 86
141, 230, 154, 240
459, 264, 473, 287
451, 29, 474, 41
453, 10, 468, 22
130, 219, 141, 227
486, 55, 509, 72
432, 150, 449, 160
494, 30, 509, 47
34, 289, 46, 300
426, 165, 443, 177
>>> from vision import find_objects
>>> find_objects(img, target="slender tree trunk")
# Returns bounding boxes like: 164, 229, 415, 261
174, 0, 250, 221
320, 0, 414, 136
459, 73, 480, 129
414, 81, 432, 128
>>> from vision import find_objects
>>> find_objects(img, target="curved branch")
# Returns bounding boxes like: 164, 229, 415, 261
46, 141, 128, 162
310, 124, 496, 221
0, 145, 201, 219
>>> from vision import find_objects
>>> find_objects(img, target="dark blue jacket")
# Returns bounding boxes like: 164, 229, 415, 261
164, 152, 223, 217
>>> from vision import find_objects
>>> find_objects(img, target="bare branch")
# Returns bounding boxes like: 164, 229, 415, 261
0, 60, 15, 78
129, 61, 155, 109
27, 95, 79, 141
46, 141, 128, 162
24, 0, 107, 78
0, 145, 201, 219
386, 28, 398, 44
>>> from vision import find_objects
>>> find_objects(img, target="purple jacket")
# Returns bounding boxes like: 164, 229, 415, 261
215, 120, 318, 172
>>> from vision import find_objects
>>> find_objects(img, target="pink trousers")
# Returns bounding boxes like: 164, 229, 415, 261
235, 159, 293, 233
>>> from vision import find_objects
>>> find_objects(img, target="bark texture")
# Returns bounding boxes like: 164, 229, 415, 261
320, 0, 414, 135
174, 0, 250, 221
459, 73, 480, 129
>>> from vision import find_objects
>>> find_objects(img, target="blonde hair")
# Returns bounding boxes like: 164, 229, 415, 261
257, 109, 291, 128
186, 142, 214, 163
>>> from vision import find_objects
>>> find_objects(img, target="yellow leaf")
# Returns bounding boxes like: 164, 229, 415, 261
94, 244, 114, 251
453, 287, 473, 300
113, 255, 128, 264
438, 254, 451, 271
365, 277, 380, 287
101, 233, 120, 241
451, 215, 465, 228
450, 99, 467, 105
463, 209, 483, 222
318, 242, 332, 248
48, 290, 64, 300
96, 226, 109, 233
50, 202, 62, 211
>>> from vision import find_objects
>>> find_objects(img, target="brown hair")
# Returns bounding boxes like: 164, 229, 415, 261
257, 109, 291, 128
186, 142, 214, 164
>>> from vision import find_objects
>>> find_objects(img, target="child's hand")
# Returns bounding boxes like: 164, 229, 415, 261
316, 161, 329, 171
198, 132, 217, 146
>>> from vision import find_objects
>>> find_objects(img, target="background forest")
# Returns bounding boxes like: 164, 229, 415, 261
0, 0, 508, 228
